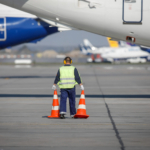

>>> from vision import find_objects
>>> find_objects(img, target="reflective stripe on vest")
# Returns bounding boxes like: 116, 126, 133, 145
60, 78, 75, 80
59, 82, 76, 85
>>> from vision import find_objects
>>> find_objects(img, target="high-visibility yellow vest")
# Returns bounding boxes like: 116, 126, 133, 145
58, 66, 78, 89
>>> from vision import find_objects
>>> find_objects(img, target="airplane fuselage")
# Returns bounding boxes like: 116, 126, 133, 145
0, 0, 149, 46
0, 4, 59, 49
101, 47, 149, 59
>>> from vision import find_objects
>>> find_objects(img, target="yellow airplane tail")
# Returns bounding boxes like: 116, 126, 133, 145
107, 37, 119, 48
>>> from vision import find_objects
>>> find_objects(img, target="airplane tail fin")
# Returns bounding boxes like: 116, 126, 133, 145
118, 41, 138, 47
79, 44, 88, 54
84, 39, 94, 47
83, 39, 96, 51
107, 37, 119, 48
118, 41, 130, 47
126, 42, 138, 47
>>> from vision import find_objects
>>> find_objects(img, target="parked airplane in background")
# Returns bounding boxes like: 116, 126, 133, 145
0, 0, 150, 47
80, 38, 121, 55
80, 38, 150, 63
0, 4, 59, 49
124, 42, 150, 54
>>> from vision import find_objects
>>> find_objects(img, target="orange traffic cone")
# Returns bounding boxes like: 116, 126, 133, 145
48, 90, 60, 118
74, 90, 89, 119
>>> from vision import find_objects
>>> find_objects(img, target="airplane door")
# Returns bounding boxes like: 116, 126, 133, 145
123, 0, 143, 23
0, 18, 6, 41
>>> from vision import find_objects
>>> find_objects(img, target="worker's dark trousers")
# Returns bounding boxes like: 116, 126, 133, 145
60, 87, 76, 116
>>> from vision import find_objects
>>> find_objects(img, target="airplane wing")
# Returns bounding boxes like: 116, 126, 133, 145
40, 18, 76, 32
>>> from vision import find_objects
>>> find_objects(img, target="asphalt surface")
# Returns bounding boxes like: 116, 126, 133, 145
0, 64, 150, 150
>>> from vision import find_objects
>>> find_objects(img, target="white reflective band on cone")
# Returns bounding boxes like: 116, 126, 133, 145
52, 106, 59, 110
78, 104, 86, 109
80, 95, 85, 99
53, 95, 58, 99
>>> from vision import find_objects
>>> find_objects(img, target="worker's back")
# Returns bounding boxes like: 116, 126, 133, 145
58, 66, 78, 89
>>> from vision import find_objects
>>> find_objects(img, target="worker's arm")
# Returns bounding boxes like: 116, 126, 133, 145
52, 70, 60, 90
75, 68, 84, 90
53, 70, 60, 85
74, 68, 82, 85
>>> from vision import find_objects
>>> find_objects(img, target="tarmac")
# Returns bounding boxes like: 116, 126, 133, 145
0, 64, 150, 150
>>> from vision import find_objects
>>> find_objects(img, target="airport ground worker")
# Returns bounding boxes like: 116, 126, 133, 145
52, 57, 84, 119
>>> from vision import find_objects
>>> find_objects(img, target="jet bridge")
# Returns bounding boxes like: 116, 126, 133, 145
123, 0, 143, 24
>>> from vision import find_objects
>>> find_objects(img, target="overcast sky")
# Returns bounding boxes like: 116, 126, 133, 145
38, 30, 109, 47
12, 30, 109, 51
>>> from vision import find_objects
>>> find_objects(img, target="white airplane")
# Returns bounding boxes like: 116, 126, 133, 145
0, 0, 150, 47
101, 48, 150, 63
80, 38, 122, 54
80, 38, 150, 63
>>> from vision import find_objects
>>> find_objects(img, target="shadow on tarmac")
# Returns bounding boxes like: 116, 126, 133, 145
42, 116, 83, 119
0, 74, 149, 79
0, 94, 150, 98
0, 76, 55, 79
